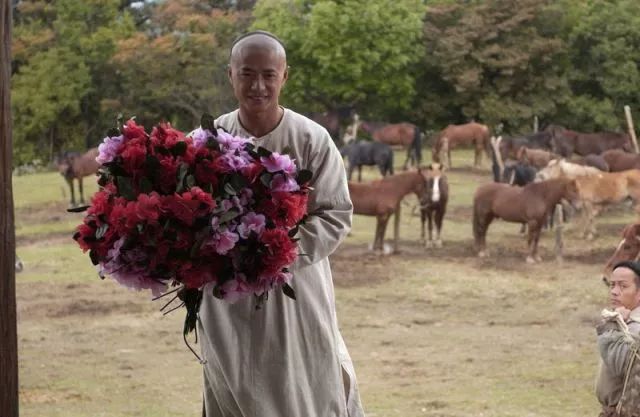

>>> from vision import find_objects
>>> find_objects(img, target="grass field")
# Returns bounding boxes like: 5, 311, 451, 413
14, 149, 633, 417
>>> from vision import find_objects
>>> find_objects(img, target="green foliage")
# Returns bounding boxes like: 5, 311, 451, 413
420, 0, 570, 133
253, 0, 425, 118
111, 1, 250, 130
560, 0, 640, 130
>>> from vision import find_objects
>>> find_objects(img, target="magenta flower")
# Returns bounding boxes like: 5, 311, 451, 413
260, 152, 296, 174
96, 134, 125, 164
270, 174, 300, 192
237, 212, 266, 239
190, 127, 215, 148
216, 131, 251, 151
220, 274, 251, 303
217, 153, 250, 172
209, 229, 239, 255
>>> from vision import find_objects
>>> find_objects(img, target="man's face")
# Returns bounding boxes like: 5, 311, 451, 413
609, 267, 640, 310
228, 45, 287, 115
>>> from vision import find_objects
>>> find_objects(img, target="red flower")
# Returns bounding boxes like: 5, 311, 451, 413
123, 119, 148, 141
241, 162, 264, 184
194, 159, 220, 189
272, 192, 309, 228
88, 189, 112, 217
74, 223, 96, 252
135, 192, 162, 223
120, 143, 147, 176
162, 192, 200, 226
179, 263, 217, 289
260, 229, 298, 276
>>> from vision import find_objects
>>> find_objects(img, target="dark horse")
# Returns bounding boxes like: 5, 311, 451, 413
473, 178, 579, 263
359, 121, 422, 169
547, 125, 633, 157
340, 140, 394, 181
420, 163, 448, 248
601, 149, 640, 172
348, 170, 428, 253
56, 147, 100, 207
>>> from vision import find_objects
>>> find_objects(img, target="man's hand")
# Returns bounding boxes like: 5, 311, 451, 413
615, 306, 632, 321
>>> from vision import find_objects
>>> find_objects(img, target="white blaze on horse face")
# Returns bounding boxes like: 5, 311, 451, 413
431, 176, 441, 202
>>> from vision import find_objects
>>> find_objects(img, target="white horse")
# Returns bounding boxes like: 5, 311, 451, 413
536, 158, 603, 181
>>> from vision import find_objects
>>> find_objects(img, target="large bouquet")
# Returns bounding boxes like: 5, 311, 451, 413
72, 115, 311, 335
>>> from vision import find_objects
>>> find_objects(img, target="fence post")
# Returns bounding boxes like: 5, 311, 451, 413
533, 115, 539, 133
624, 105, 639, 154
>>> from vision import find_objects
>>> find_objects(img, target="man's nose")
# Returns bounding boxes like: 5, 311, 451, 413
251, 75, 265, 91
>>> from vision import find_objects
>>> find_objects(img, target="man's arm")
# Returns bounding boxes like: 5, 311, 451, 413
294, 133, 352, 268
597, 321, 640, 377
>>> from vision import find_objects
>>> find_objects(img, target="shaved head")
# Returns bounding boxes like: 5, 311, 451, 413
229, 31, 287, 68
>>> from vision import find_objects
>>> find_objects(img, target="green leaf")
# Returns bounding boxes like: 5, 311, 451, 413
171, 141, 187, 156
219, 208, 240, 223
176, 163, 189, 193
257, 146, 272, 158
139, 177, 153, 193
67, 205, 89, 213
201, 113, 217, 133
282, 283, 296, 300
116, 176, 136, 201
186, 174, 196, 189
229, 173, 248, 191
297, 169, 313, 184
223, 182, 237, 196
260, 172, 272, 188
95, 224, 109, 239
106, 127, 120, 137
206, 139, 220, 152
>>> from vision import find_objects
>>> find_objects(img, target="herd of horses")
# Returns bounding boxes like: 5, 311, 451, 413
49, 110, 640, 276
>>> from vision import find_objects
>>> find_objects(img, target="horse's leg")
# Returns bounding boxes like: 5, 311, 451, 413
67, 177, 76, 207
427, 211, 434, 248
434, 206, 444, 248
393, 204, 400, 254
526, 221, 542, 263
78, 176, 85, 205
358, 166, 362, 182
448, 148, 452, 169
377, 214, 391, 254
420, 209, 426, 246
582, 202, 595, 240
372, 217, 382, 252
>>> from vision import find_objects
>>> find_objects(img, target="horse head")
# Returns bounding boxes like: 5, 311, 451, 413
55, 151, 79, 180
602, 223, 640, 284
535, 158, 562, 181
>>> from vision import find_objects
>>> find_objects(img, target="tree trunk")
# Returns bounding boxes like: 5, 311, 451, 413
0, 0, 19, 416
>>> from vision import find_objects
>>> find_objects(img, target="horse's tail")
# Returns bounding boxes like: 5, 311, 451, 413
387, 151, 394, 176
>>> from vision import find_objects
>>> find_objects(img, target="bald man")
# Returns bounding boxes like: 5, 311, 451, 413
197, 31, 365, 417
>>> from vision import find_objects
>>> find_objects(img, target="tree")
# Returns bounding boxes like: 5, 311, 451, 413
11, 0, 135, 164
1, 0, 18, 415
252, 0, 425, 119
561, 0, 640, 131
112, 0, 250, 130
420, 0, 570, 133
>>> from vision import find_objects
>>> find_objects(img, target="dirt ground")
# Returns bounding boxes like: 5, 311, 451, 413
14, 156, 632, 417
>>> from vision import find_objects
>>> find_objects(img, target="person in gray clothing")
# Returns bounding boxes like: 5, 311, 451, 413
596, 261, 640, 417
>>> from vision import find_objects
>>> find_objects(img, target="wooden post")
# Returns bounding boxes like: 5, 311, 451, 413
533, 116, 539, 133
0, 0, 19, 416
554, 204, 564, 263
490, 136, 504, 180
624, 105, 639, 154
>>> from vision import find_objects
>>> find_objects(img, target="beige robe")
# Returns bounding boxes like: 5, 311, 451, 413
198, 108, 365, 417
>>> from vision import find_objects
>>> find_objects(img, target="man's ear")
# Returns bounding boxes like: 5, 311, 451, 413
227, 65, 233, 84
282, 65, 289, 85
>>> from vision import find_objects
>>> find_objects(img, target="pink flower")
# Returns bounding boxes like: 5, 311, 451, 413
237, 212, 266, 239
216, 131, 251, 151
213, 153, 250, 173
206, 229, 239, 255
96, 134, 124, 164
190, 127, 215, 148
260, 152, 296, 174
270, 174, 300, 192
220, 275, 251, 303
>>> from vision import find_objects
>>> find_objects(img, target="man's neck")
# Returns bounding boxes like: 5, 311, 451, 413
238, 106, 284, 138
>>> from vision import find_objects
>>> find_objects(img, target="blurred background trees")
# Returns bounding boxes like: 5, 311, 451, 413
10, 0, 640, 164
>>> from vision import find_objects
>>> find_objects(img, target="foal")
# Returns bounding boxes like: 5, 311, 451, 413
349, 170, 428, 253
420, 163, 448, 248
473, 178, 579, 263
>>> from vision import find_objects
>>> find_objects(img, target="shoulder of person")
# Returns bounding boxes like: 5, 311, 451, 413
285, 109, 332, 142
214, 110, 238, 130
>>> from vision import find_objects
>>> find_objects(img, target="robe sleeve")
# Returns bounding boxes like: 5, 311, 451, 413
597, 322, 640, 377
294, 131, 353, 268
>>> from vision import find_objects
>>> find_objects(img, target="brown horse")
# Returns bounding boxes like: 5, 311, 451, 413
517, 147, 559, 169
473, 178, 579, 263
349, 170, 428, 253
432, 122, 491, 168
359, 121, 422, 169
56, 147, 100, 207
548, 125, 633, 157
601, 149, 640, 172
602, 223, 640, 283
420, 163, 448, 248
